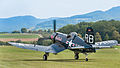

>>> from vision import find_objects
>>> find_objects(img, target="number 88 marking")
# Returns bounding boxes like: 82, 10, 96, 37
89, 35, 94, 43
85, 34, 94, 43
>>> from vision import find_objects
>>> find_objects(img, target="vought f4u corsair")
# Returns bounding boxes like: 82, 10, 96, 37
8, 20, 118, 61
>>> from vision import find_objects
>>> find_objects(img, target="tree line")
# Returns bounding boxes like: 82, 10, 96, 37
10, 20, 120, 45
58, 20, 120, 43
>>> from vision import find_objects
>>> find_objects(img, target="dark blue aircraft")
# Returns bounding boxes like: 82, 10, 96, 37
8, 20, 118, 61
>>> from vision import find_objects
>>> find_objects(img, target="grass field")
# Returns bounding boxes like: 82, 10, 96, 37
0, 33, 40, 38
0, 46, 120, 68
0, 33, 42, 42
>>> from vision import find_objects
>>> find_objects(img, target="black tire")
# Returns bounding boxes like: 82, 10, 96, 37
85, 58, 88, 61
43, 54, 47, 61
74, 54, 79, 60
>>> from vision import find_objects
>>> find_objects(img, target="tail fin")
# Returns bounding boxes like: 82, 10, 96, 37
85, 27, 95, 44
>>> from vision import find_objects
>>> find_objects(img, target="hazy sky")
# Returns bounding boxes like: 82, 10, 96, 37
0, 0, 120, 19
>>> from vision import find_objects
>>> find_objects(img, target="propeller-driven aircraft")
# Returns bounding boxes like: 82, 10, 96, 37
8, 20, 118, 61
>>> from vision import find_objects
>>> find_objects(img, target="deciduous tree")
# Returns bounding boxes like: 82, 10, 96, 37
21, 28, 27, 33
104, 34, 109, 41
95, 32, 102, 42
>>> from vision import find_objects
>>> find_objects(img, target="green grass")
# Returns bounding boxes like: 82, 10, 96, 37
0, 46, 120, 68
0, 33, 40, 38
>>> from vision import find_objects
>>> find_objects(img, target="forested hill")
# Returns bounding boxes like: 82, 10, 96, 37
58, 20, 120, 43
1, 6, 120, 32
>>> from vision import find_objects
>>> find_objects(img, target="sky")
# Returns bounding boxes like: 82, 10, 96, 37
0, 0, 120, 19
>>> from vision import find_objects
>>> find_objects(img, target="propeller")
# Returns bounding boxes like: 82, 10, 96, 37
38, 20, 57, 43
53, 20, 56, 33
53, 20, 56, 43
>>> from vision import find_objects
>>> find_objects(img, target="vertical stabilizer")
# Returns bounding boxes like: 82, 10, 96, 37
85, 27, 95, 44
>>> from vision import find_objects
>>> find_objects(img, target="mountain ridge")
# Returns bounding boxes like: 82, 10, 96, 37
1, 6, 120, 32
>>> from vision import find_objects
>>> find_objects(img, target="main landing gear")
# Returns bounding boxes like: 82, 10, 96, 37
43, 53, 49, 61
74, 53, 79, 60
74, 52, 89, 61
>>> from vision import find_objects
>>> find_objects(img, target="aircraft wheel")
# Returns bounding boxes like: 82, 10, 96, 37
43, 54, 47, 61
74, 54, 79, 60
85, 58, 88, 61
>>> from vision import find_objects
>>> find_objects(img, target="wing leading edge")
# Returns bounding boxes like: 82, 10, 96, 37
8, 42, 66, 53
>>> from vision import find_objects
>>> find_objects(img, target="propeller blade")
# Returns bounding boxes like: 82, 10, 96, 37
53, 20, 56, 32
53, 20, 57, 43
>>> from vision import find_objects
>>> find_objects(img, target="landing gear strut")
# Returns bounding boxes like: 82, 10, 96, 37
84, 53, 88, 61
43, 53, 49, 61
74, 53, 79, 60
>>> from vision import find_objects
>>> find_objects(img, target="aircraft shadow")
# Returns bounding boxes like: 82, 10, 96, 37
21, 59, 95, 62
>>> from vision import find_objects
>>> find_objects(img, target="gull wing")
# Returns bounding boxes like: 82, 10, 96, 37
8, 42, 66, 53
68, 40, 118, 49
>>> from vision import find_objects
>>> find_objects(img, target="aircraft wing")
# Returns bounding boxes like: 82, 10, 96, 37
68, 40, 118, 49
92, 40, 118, 48
8, 42, 66, 53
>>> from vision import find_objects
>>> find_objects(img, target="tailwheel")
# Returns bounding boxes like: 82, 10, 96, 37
84, 53, 88, 61
85, 58, 88, 61
43, 54, 47, 61
74, 53, 79, 60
